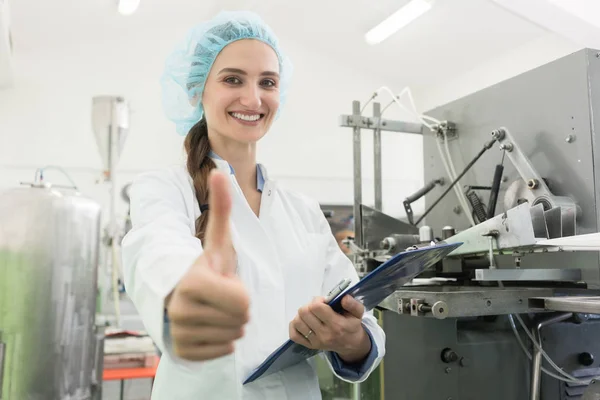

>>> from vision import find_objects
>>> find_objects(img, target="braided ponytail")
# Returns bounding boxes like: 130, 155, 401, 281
184, 117, 216, 242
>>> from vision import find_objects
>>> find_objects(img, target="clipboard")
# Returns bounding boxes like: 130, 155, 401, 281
243, 241, 462, 384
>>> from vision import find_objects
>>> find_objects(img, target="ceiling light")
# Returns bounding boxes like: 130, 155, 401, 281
365, 0, 434, 45
117, 0, 140, 15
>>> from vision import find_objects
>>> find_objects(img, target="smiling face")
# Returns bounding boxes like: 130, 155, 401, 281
201, 39, 281, 148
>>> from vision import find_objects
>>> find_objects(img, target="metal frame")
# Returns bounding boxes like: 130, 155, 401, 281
474, 268, 582, 282
529, 296, 600, 314
339, 100, 423, 248
492, 128, 578, 236
378, 287, 553, 318
362, 48, 600, 400
444, 202, 539, 256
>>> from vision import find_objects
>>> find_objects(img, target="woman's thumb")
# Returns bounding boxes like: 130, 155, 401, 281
203, 170, 234, 273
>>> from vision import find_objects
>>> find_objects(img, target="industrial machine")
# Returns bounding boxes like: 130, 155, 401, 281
341, 48, 600, 400
0, 182, 103, 400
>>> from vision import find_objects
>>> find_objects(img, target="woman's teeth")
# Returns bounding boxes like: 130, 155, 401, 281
230, 112, 261, 122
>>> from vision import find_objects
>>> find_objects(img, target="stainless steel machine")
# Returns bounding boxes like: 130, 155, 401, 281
341, 48, 600, 400
0, 182, 103, 400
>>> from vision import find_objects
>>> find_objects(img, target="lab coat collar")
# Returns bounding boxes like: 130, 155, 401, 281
209, 151, 268, 192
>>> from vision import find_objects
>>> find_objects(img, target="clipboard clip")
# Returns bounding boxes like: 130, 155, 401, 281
325, 278, 352, 303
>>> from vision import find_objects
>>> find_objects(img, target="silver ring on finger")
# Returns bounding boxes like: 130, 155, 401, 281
304, 329, 313, 340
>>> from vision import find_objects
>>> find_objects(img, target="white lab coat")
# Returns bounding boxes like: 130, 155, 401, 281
121, 158, 386, 400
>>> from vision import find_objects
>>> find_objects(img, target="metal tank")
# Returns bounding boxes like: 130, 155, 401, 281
0, 183, 102, 400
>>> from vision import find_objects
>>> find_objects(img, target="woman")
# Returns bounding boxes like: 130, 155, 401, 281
122, 10, 385, 400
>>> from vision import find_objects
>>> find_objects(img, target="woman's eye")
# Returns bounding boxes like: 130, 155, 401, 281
224, 76, 242, 85
261, 79, 277, 88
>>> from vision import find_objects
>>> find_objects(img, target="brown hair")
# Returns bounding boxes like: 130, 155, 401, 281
184, 116, 216, 242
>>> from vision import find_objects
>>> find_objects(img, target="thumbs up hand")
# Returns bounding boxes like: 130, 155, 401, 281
166, 170, 250, 361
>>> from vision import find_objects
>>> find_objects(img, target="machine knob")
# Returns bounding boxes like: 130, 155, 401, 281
441, 348, 459, 363
380, 237, 396, 251
442, 226, 455, 239
579, 352, 595, 366
419, 225, 433, 242
432, 301, 449, 319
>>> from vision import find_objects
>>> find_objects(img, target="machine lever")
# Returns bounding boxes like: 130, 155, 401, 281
415, 138, 497, 226
487, 164, 504, 219
403, 178, 444, 225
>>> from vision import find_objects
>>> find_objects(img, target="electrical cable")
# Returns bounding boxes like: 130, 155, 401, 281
360, 92, 378, 114
494, 276, 597, 385
441, 126, 476, 226
513, 313, 595, 384
372, 86, 476, 226
399, 87, 476, 226
506, 314, 583, 384
382, 98, 396, 114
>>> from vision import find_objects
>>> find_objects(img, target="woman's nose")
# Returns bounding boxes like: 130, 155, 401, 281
239, 85, 262, 110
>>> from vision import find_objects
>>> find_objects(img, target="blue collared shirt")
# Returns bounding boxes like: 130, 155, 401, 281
167, 152, 378, 379
326, 327, 377, 379
210, 151, 265, 192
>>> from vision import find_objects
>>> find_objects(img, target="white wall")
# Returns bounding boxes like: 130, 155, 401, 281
0, 29, 586, 232
0, 28, 423, 226
414, 33, 583, 112
0, 29, 426, 354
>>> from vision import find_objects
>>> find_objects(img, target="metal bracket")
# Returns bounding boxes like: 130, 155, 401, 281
398, 298, 411, 314
409, 299, 449, 319
410, 298, 426, 316
444, 202, 539, 256
433, 121, 458, 141
492, 127, 578, 236
584, 379, 600, 400
380, 287, 553, 318
339, 114, 423, 134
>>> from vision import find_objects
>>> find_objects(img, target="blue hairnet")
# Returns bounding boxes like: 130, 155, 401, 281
160, 10, 293, 136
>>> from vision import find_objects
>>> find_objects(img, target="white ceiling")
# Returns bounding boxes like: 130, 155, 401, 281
9, 0, 552, 94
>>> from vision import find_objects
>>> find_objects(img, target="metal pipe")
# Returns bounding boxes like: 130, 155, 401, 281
488, 237, 495, 269
530, 313, 572, 400
487, 164, 504, 218
373, 102, 383, 211
352, 101, 363, 248
352, 382, 361, 400
403, 178, 444, 225
0, 341, 5, 398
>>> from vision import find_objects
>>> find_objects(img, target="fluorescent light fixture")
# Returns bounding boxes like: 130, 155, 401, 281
117, 0, 140, 15
365, 0, 434, 45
